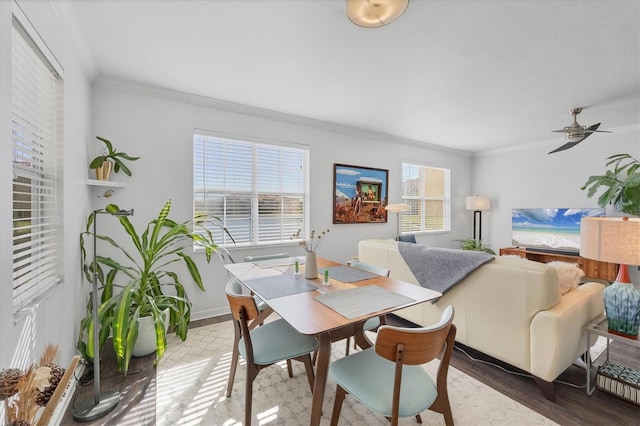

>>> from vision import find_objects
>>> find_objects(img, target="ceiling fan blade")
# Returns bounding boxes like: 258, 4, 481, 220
551, 130, 566, 133
548, 131, 593, 154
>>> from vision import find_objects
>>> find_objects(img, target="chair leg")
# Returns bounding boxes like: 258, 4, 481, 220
430, 395, 454, 426
330, 386, 347, 426
345, 337, 351, 356
226, 346, 239, 397
301, 354, 315, 392
245, 366, 259, 426
227, 322, 241, 397
415, 414, 423, 423
286, 359, 293, 378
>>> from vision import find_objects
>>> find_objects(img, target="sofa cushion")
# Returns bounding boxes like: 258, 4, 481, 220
546, 261, 585, 295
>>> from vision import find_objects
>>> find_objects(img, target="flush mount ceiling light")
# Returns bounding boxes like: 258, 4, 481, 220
346, 0, 409, 28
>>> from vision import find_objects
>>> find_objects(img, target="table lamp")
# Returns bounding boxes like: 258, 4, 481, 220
385, 203, 410, 241
580, 216, 640, 339
465, 195, 490, 241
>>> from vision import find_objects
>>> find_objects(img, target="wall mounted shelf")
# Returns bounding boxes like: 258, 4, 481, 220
86, 179, 126, 198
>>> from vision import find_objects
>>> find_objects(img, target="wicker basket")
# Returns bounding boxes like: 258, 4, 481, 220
596, 360, 640, 405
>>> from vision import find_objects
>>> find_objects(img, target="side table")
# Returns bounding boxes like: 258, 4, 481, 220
586, 315, 640, 400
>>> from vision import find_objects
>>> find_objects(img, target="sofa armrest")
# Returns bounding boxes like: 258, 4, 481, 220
529, 282, 605, 382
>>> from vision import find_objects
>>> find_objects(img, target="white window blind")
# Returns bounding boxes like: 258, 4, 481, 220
194, 133, 309, 247
401, 162, 450, 234
12, 10, 64, 314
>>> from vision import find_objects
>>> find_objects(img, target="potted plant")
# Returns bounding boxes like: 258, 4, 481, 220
89, 136, 140, 180
460, 238, 496, 255
78, 199, 234, 373
581, 153, 640, 217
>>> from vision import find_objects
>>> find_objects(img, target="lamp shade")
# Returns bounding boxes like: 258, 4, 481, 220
346, 0, 409, 28
385, 203, 410, 213
465, 195, 490, 211
580, 217, 640, 265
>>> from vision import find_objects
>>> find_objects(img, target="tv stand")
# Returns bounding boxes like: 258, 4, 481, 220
499, 247, 617, 282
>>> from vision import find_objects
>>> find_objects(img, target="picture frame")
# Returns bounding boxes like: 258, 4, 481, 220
333, 163, 389, 224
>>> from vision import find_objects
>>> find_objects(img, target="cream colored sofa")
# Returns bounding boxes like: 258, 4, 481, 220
358, 239, 605, 400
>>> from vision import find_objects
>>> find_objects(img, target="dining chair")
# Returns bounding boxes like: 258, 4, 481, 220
225, 280, 318, 425
344, 260, 390, 355
329, 305, 456, 426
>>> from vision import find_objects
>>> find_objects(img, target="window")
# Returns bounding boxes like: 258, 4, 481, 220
401, 162, 450, 234
11, 7, 64, 314
194, 132, 309, 247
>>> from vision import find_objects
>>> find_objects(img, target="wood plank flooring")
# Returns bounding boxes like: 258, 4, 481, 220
62, 314, 639, 425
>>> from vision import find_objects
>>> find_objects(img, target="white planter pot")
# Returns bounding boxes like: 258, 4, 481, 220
132, 309, 169, 357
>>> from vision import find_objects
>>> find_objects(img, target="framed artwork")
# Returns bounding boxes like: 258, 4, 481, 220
333, 163, 389, 224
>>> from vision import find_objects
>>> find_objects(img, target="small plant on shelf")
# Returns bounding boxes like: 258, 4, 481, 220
89, 136, 140, 180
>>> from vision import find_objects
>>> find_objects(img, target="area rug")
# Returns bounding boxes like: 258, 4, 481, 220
156, 321, 558, 425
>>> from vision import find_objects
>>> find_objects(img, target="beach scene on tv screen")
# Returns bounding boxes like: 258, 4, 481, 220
512, 208, 606, 252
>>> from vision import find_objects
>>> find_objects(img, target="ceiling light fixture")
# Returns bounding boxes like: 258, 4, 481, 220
346, 0, 409, 28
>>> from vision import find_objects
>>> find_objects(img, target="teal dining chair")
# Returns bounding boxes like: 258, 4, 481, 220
225, 280, 318, 425
329, 306, 456, 426
345, 260, 390, 355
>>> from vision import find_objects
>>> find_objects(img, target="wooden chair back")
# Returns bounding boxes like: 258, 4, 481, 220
225, 280, 260, 322
375, 305, 454, 365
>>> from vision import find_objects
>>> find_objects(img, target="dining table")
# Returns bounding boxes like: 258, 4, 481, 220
224, 255, 442, 426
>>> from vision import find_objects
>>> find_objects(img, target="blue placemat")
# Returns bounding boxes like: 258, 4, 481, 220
243, 273, 316, 300
314, 285, 415, 319
326, 265, 377, 283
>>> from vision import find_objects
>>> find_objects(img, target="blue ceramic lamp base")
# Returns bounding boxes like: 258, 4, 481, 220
603, 265, 640, 340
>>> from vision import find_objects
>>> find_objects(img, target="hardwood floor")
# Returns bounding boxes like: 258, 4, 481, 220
62, 314, 639, 425
386, 314, 640, 426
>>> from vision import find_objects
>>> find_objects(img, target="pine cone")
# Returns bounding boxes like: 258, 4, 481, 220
34, 364, 65, 407
0, 368, 24, 400
9, 421, 32, 426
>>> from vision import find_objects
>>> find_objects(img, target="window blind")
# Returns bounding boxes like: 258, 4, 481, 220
401, 163, 450, 233
11, 12, 64, 313
194, 133, 308, 247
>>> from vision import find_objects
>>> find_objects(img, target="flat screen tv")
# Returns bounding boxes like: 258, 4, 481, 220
511, 208, 606, 254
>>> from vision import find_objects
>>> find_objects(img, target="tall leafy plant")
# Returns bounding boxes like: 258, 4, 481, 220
78, 199, 233, 373
581, 154, 640, 217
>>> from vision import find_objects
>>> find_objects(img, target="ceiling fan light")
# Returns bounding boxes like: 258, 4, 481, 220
346, 0, 409, 28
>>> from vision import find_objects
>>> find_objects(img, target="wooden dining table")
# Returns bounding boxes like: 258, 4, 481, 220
224, 256, 442, 426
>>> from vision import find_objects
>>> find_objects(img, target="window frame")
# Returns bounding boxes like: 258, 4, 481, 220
11, 1, 65, 315
400, 161, 451, 235
193, 130, 310, 249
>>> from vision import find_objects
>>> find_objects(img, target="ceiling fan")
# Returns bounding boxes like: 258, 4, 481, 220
548, 107, 612, 154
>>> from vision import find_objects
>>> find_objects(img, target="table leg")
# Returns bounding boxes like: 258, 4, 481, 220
310, 332, 331, 426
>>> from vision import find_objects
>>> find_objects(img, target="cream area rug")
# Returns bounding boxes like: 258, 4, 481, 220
156, 321, 558, 425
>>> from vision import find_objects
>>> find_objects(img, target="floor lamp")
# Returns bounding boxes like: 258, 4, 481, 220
73, 208, 134, 422
465, 195, 490, 241
385, 203, 410, 241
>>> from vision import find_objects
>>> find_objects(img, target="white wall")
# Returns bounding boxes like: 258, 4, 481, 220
0, 1, 92, 370
90, 79, 474, 319
473, 125, 640, 282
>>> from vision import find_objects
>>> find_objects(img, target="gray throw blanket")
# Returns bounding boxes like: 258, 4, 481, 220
398, 242, 494, 295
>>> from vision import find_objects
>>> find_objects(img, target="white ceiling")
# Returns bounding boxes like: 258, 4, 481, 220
65, 0, 639, 153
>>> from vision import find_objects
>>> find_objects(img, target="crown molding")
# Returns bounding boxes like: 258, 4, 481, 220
93, 75, 472, 158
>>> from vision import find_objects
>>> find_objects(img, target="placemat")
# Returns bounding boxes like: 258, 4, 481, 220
325, 265, 377, 283
243, 273, 316, 300
314, 285, 415, 319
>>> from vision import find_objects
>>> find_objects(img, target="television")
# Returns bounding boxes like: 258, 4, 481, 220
511, 208, 606, 254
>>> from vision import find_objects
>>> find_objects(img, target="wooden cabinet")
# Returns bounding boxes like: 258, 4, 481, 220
499, 247, 617, 282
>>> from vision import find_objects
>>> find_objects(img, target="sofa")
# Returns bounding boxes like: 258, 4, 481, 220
358, 239, 605, 400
